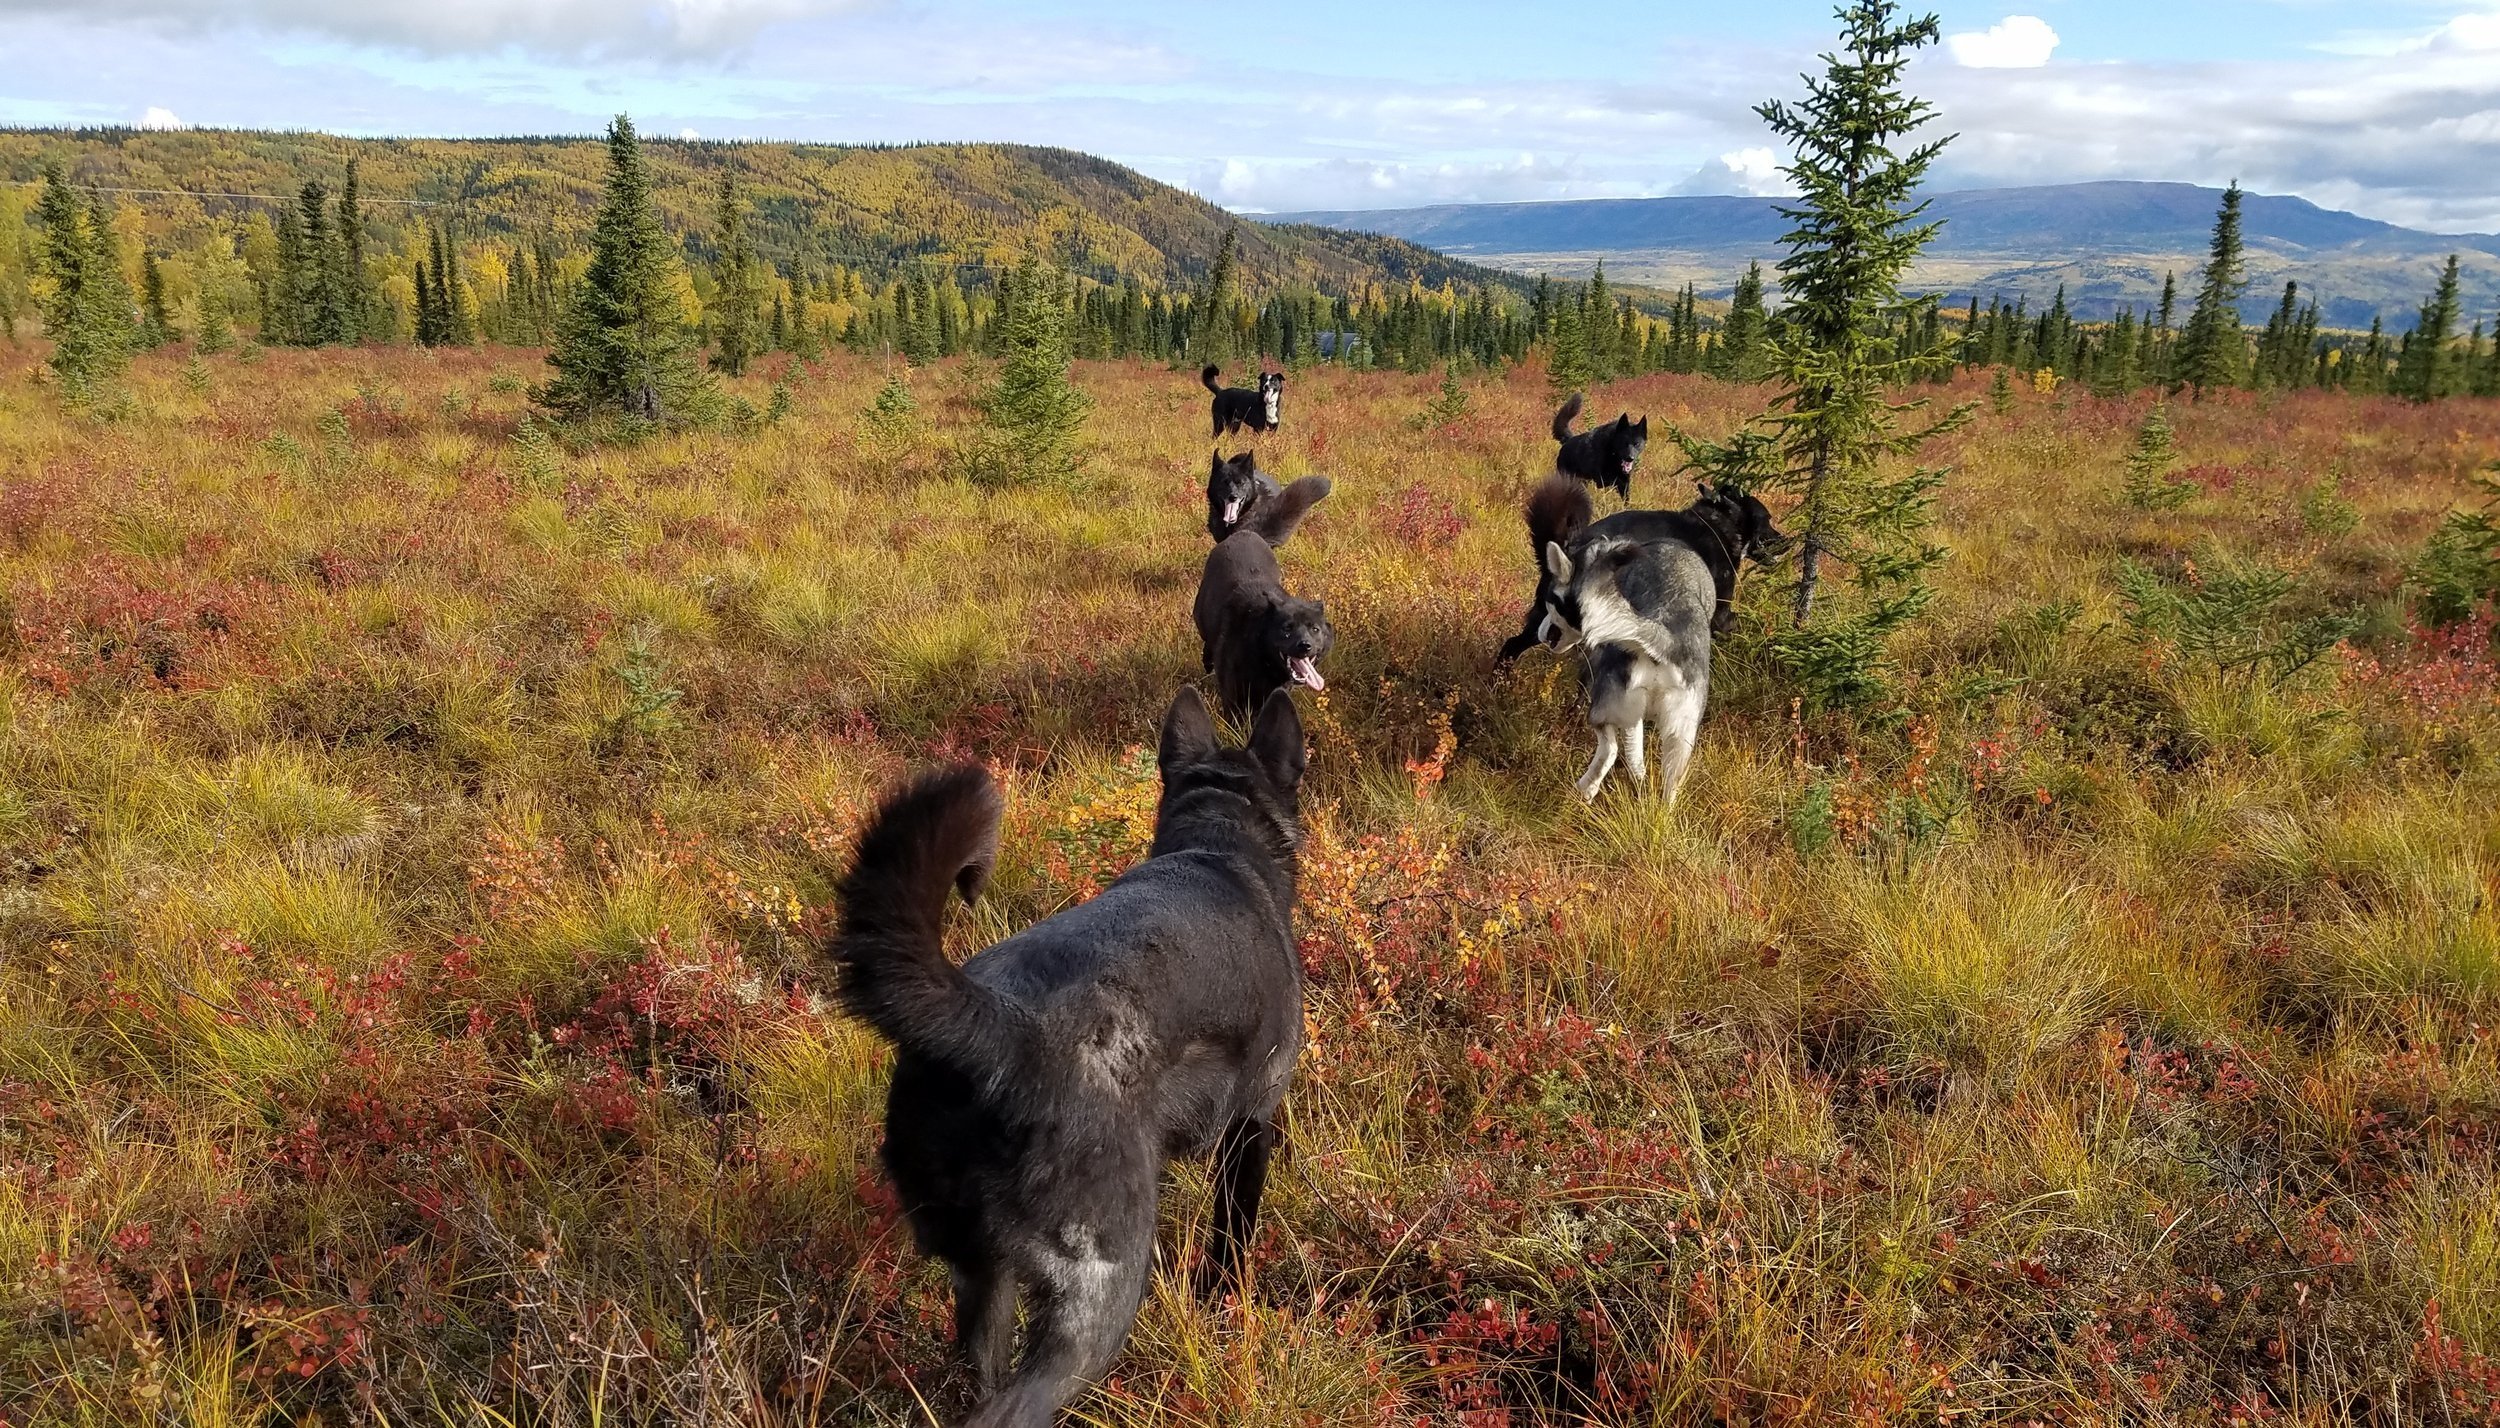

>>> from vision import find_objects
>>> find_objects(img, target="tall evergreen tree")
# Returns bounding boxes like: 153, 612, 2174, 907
1582, 262, 1616, 380
35, 163, 134, 396
2174, 183, 2248, 400
538, 116, 716, 427
138, 250, 175, 348
969, 253, 1092, 486
1679, 0, 1969, 711
335, 159, 372, 342
1192, 227, 1242, 366
1717, 261, 1769, 380
2395, 254, 2463, 402
706, 173, 765, 376
295, 181, 347, 345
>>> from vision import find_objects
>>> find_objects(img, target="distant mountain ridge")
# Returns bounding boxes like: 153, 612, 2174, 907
1263, 181, 2500, 326
0, 129, 1528, 302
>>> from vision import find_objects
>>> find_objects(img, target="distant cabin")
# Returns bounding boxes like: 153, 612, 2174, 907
1315, 331, 1363, 359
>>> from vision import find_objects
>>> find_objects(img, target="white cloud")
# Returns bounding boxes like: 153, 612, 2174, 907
0, 0, 865, 58
1676, 145, 1792, 197
1946, 15, 2059, 69
679, 126, 700, 139
136, 104, 183, 129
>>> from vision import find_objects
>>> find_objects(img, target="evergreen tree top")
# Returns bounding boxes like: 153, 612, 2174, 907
1756, 0, 1954, 370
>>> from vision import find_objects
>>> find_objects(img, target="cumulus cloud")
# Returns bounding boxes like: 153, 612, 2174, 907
1946, 15, 2059, 69
137, 104, 182, 129
1675, 146, 1793, 197
0, 0, 863, 58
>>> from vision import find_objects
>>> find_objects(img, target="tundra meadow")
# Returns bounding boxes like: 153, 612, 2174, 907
0, 331, 2495, 1425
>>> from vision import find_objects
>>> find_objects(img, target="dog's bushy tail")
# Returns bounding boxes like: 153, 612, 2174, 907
1525, 473, 1592, 558
1201, 363, 1224, 394
1248, 475, 1333, 547
830, 765, 1016, 1069
1551, 392, 1584, 442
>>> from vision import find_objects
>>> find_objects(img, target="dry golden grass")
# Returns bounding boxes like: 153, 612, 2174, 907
1, 337, 2497, 1424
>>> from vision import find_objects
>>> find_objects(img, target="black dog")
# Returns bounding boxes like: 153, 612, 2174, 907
1204, 365, 1283, 438
1496, 479, 1786, 664
1194, 530, 1331, 721
831, 686, 1308, 1428
1206, 450, 1333, 547
1552, 392, 1648, 501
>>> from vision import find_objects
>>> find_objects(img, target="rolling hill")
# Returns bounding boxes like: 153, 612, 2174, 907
1266, 181, 2500, 327
0, 129, 1528, 301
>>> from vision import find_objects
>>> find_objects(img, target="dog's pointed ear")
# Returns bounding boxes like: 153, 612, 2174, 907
1211, 449, 1226, 476
1248, 688, 1307, 791
1544, 540, 1574, 588
1160, 686, 1219, 773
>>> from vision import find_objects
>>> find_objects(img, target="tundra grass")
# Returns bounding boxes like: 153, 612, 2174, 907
1, 341, 2497, 1424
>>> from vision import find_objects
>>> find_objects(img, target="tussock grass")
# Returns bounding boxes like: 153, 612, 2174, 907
0, 340, 2496, 1422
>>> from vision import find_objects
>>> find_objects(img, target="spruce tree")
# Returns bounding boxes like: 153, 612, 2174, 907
35, 163, 134, 398
1757, 3, 1965, 638
1582, 263, 1616, 380
538, 115, 716, 428
706, 172, 765, 376
138, 250, 175, 347
2174, 183, 2248, 400
969, 252, 1091, 486
1545, 298, 1592, 399
296, 181, 347, 345
1192, 228, 1242, 366
335, 159, 372, 342
2395, 254, 2463, 403
2121, 402, 2193, 510
1671, 1, 1970, 712
2256, 281, 2299, 388
1718, 261, 1769, 380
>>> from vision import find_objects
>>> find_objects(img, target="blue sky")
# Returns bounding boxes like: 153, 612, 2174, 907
3, 0, 2497, 229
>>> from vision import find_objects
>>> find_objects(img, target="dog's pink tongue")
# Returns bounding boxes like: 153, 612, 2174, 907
1290, 657, 1324, 691
1223, 499, 1241, 524
1621, 458, 1635, 473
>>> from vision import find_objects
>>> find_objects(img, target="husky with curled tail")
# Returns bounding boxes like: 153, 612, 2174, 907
1532, 488, 1789, 802
1206, 450, 1333, 547
829, 686, 1309, 1428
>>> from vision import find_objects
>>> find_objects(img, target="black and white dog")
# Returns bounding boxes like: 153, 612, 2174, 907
1194, 529, 1331, 722
1206, 450, 1333, 547
830, 687, 1307, 1428
1552, 392, 1648, 501
1496, 478, 1785, 665
1204, 365, 1283, 438
1529, 486, 1787, 803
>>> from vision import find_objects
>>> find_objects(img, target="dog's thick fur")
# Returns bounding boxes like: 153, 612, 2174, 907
1194, 530, 1332, 722
831, 687, 1308, 1428
1496, 483, 1785, 665
1206, 450, 1333, 547
1495, 475, 1596, 665
1552, 392, 1649, 501
1203, 365, 1283, 438
1528, 488, 1788, 803
1541, 536, 1717, 803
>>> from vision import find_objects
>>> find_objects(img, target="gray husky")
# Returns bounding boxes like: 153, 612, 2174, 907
1536, 488, 1788, 803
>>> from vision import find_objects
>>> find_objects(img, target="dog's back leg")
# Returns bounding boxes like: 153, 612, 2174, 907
1575, 725, 1620, 802
1652, 680, 1707, 809
1622, 717, 1648, 788
970, 1211, 1154, 1428
1198, 1116, 1276, 1298
953, 1263, 1019, 1395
